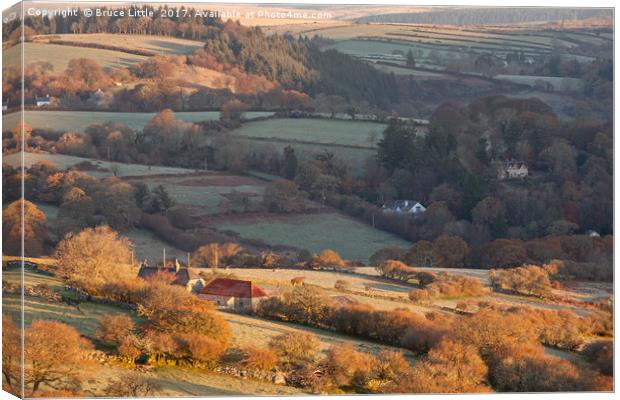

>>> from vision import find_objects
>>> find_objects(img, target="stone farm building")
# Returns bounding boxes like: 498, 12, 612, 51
137, 259, 205, 293
199, 278, 268, 313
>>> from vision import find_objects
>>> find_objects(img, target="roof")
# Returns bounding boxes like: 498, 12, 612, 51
382, 200, 425, 213
200, 278, 268, 298
137, 265, 200, 286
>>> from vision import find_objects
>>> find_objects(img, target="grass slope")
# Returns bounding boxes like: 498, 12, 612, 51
50, 33, 204, 55
232, 118, 386, 148
3, 152, 199, 178
216, 212, 411, 262
4, 42, 147, 71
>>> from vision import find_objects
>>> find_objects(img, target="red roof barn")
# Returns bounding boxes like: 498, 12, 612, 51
199, 278, 268, 312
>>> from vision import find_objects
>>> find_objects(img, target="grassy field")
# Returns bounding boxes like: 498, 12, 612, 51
216, 212, 411, 262
3, 110, 275, 133
49, 33, 204, 55
221, 311, 416, 359
3, 152, 200, 178
232, 137, 376, 175
4, 42, 147, 71
141, 366, 304, 396
123, 228, 187, 262
3, 267, 65, 291
231, 118, 386, 148
30, 201, 186, 262
494, 74, 585, 92
124, 172, 267, 216
3, 294, 138, 336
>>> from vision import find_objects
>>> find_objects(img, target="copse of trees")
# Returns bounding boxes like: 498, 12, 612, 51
489, 264, 553, 297
2, 317, 99, 397
2, 199, 49, 256
192, 242, 242, 269
409, 273, 486, 302
55, 225, 133, 294
257, 287, 448, 353
371, 95, 612, 244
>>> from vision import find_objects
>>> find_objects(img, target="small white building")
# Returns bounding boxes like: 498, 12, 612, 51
497, 159, 528, 180
382, 200, 426, 215
35, 95, 51, 107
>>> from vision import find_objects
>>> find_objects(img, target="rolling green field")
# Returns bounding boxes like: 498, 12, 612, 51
123, 228, 187, 262
3, 294, 138, 336
494, 74, 585, 92
232, 137, 376, 176
216, 212, 411, 262
51, 33, 204, 55
4, 42, 147, 71
317, 24, 602, 74
229, 116, 388, 175
231, 118, 386, 147
125, 173, 267, 215
3, 152, 199, 178
3, 111, 275, 133
3, 267, 64, 291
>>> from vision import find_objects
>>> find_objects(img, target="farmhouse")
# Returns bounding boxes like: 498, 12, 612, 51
199, 278, 268, 313
35, 95, 51, 107
137, 259, 205, 293
381, 200, 426, 215
496, 159, 528, 180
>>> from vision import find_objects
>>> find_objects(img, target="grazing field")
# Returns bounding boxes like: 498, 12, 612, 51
3, 110, 275, 133
29, 202, 186, 262
221, 311, 417, 359
232, 137, 376, 175
494, 74, 585, 92
141, 367, 304, 396
49, 33, 204, 55
4, 42, 147, 71
231, 118, 386, 148
123, 228, 187, 262
216, 212, 411, 262
6, 110, 215, 132
124, 172, 268, 215
3, 267, 65, 292
3, 152, 199, 178
3, 294, 138, 336
224, 267, 431, 313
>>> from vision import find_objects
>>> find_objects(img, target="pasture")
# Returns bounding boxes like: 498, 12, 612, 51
123, 228, 188, 263
494, 74, 585, 92
4, 152, 201, 178
4, 42, 147, 71
222, 311, 417, 359
29, 202, 186, 262
124, 172, 267, 215
3, 294, 138, 336
231, 118, 386, 148
232, 137, 376, 175
3, 267, 64, 292
3, 110, 275, 133
49, 33, 204, 55
215, 212, 411, 262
